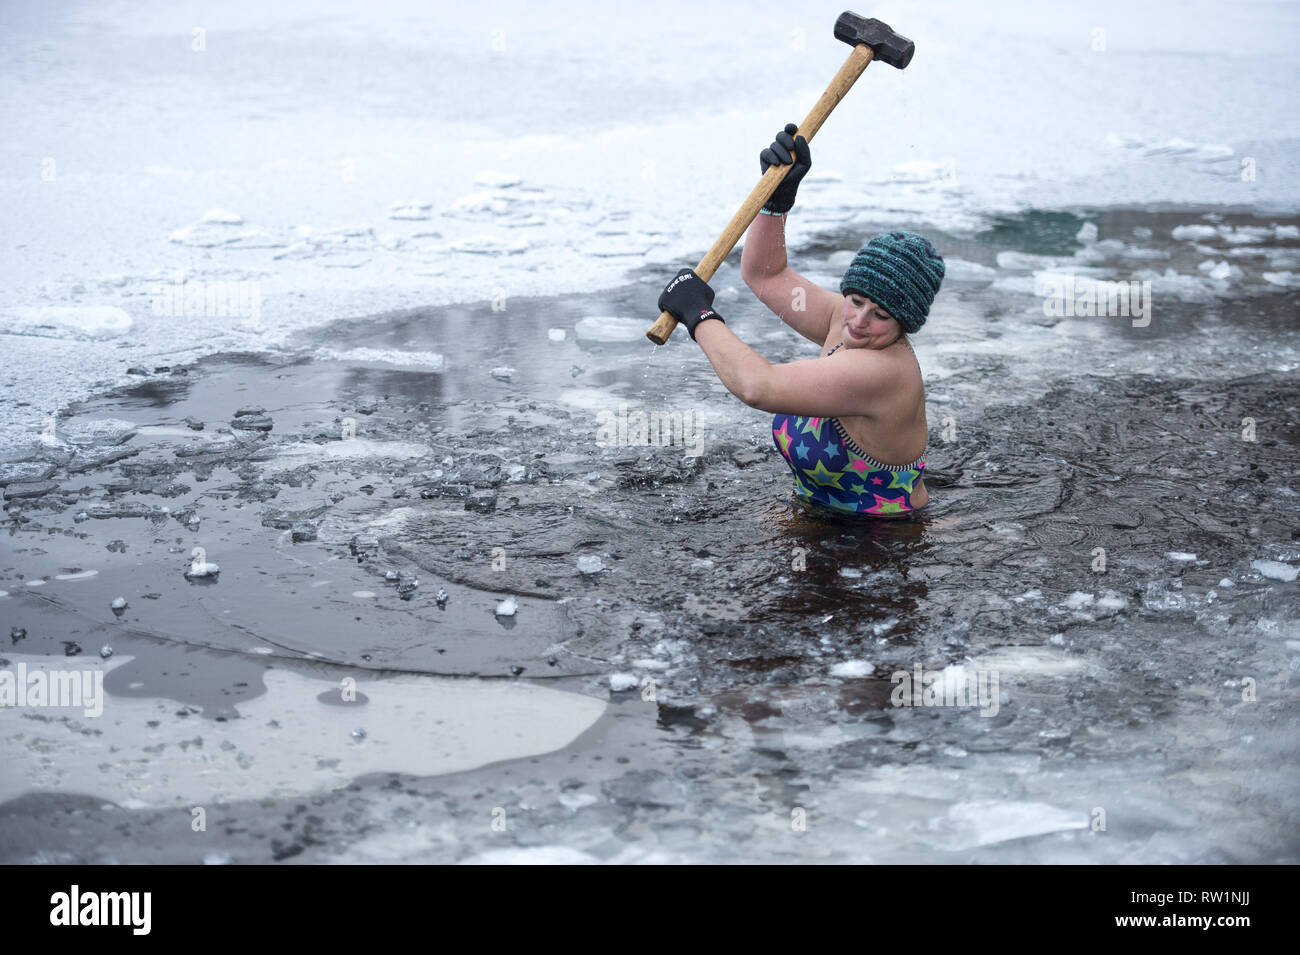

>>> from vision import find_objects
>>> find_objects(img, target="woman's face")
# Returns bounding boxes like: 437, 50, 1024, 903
841, 292, 902, 349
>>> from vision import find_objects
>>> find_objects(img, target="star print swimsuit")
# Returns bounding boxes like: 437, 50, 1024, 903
771, 343, 927, 517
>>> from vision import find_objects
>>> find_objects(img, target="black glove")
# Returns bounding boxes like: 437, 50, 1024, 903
760, 123, 811, 214
658, 268, 725, 342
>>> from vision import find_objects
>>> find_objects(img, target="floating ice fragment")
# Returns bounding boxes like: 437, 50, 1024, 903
996, 250, 1059, 270
389, 201, 432, 220
490, 366, 515, 380
185, 560, 219, 579
4, 306, 133, 340
64, 418, 139, 447
1218, 578, 1234, 588
943, 258, 998, 282
202, 209, 244, 224
608, 672, 637, 692
54, 570, 98, 581
473, 171, 523, 188
317, 347, 445, 370
1165, 551, 1197, 561
1076, 222, 1098, 244
435, 235, 529, 255
450, 192, 510, 214
171, 223, 278, 248
1108, 136, 1232, 162
590, 233, 664, 257
99, 644, 113, 659
326, 225, 372, 238
1095, 593, 1128, 611
830, 660, 873, 678
573, 316, 645, 342
547, 328, 566, 342
1171, 224, 1218, 241
494, 596, 518, 616
927, 800, 1087, 850
1142, 581, 1188, 611
1220, 225, 1272, 244
1063, 591, 1094, 610
872, 617, 898, 637
576, 555, 604, 574
1262, 272, 1300, 288
559, 792, 598, 812
1252, 560, 1298, 582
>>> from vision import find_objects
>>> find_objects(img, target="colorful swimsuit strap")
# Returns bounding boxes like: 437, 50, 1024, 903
824, 342, 927, 471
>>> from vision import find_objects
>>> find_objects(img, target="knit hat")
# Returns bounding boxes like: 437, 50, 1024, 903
839, 232, 945, 333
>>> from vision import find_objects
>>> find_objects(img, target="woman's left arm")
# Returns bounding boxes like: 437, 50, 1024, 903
695, 320, 889, 417
662, 267, 886, 416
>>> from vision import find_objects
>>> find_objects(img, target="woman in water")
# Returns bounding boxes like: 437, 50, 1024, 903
658, 124, 946, 518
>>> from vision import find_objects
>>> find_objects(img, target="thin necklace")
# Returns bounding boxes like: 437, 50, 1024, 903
829, 335, 910, 356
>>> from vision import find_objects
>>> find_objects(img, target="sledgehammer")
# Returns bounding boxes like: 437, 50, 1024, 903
645, 11, 914, 345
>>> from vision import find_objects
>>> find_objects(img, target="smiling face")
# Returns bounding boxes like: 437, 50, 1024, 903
841, 292, 903, 350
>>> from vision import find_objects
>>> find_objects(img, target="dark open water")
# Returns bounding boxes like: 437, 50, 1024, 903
2, 208, 1298, 862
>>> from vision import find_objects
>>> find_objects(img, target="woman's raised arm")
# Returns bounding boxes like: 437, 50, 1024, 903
741, 212, 841, 346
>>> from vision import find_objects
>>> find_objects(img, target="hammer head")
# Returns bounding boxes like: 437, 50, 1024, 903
835, 12, 914, 69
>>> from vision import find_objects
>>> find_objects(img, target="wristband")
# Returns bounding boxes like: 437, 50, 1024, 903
758, 207, 786, 217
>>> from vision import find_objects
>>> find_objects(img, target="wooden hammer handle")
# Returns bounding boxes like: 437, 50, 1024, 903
646, 42, 875, 345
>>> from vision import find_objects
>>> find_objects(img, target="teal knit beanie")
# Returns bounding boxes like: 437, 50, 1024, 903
839, 231, 945, 333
